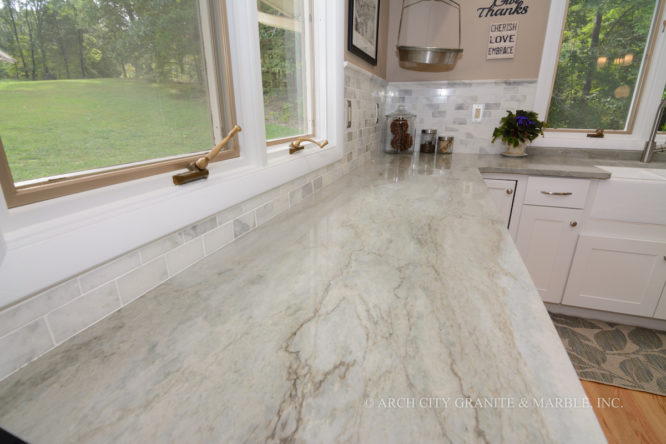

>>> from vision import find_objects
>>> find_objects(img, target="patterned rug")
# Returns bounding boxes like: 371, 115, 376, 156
549, 313, 666, 396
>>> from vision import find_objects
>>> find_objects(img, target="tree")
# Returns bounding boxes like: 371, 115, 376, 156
548, 0, 657, 130
2, 0, 29, 78
0, 0, 213, 85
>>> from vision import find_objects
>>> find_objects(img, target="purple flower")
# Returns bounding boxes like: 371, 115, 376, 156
516, 115, 534, 126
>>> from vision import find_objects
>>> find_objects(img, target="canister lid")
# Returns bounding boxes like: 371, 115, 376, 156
421, 129, 437, 134
386, 105, 416, 119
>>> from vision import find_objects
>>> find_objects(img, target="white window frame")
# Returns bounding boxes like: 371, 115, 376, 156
259, 0, 316, 150
0, 0, 343, 307
532, 0, 666, 150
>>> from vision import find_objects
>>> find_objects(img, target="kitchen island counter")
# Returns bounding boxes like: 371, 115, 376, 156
0, 154, 607, 443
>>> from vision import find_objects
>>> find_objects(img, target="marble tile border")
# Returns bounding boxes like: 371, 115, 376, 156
385, 79, 537, 155
0, 64, 387, 382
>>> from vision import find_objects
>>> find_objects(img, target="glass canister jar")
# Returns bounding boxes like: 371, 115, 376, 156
385, 105, 416, 154
437, 136, 454, 154
420, 129, 437, 153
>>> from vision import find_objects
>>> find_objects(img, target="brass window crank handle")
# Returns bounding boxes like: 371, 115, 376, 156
194, 125, 242, 170
289, 138, 328, 154
173, 125, 241, 185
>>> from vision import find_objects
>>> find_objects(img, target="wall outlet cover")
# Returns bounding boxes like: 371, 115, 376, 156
472, 104, 484, 122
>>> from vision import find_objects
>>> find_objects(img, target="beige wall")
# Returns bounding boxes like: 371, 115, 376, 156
386, 0, 551, 82
344, 0, 389, 79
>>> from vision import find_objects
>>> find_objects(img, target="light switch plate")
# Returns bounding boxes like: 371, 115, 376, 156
472, 104, 484, 122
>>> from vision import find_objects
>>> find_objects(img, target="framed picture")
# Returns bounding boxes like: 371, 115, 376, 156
348, 0, 380, 66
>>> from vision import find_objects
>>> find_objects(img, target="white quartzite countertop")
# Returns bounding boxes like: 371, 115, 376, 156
0, 154, 610, 443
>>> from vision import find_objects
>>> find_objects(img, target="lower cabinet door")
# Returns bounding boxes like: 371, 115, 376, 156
516, 205, 582, 303
562, 235, 666, 317
654, 285, 666, 320
483, 178, 517, 230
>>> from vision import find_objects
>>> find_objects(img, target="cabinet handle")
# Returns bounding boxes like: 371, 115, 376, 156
541, 191, 573, 196
506, 189, 513, 195
570, 221, 578, 227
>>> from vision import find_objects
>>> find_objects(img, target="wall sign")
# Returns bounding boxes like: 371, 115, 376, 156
478, 0, 529, 18
487, 22, 518, 59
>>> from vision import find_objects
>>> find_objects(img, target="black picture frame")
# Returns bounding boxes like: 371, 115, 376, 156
348, 0, 380, 66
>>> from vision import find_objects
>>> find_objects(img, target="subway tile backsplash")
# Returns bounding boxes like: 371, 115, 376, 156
46, 282, 121, 344
78, 251, 141, 293
0, 319, 54, 381
0, 62, 386, 381
385, 80, 537, 154
165, 239, 205, 277
117, 258, 169, 305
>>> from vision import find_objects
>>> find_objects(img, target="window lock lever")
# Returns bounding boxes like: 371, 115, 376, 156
173, 125, 241, 185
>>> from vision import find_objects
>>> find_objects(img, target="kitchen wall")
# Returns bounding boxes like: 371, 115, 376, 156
385, 79, 537, 154
386, 0, 551, 82
0, 63, 387, 382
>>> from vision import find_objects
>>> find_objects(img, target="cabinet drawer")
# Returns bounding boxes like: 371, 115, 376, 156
524, 177, 590, 208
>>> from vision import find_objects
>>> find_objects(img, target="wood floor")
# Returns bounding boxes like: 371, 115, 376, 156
581, 380, 666, 444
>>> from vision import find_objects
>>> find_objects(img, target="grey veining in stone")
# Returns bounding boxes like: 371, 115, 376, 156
0, 154, 606, 443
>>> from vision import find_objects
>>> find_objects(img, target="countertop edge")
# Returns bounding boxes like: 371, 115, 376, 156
478, 165, 612, 180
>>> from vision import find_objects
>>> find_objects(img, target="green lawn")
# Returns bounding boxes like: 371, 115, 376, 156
0, 79, 298, 182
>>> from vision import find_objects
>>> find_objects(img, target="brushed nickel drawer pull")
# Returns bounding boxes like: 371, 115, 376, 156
541, 191, 573, 196
506, 189, 513, 195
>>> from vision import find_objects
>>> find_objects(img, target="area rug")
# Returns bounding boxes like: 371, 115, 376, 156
549, 313, 666, 396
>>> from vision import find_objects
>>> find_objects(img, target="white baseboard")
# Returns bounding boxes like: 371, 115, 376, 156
545, 303, 666, 331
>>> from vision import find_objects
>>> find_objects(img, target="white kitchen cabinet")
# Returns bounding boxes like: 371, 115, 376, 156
516, 205, 583, 303
562, 235, 666, 317
654, 284, 666, 320
483, 178, 517, 229
524, 177, 590, 209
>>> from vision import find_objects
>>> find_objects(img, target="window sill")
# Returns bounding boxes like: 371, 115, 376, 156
0, 142, 342, 307
266, 140, 329, 161
530, 132, 665, 151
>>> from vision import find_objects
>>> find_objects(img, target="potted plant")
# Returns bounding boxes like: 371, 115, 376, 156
492, 110, 545, 157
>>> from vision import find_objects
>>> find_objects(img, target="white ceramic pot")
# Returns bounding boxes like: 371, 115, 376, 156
501, 141, 527, 157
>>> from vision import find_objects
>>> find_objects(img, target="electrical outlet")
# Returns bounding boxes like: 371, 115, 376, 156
472, 104, 484, 122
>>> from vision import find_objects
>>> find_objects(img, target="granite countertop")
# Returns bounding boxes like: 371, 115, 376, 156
477, 156, 613, 179
477, 147, 666, 179
0, 154, 609, 443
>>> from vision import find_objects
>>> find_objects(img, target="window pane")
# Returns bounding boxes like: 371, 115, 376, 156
257, 0, 310, 141
0, 0, 213, 183
548, 0, 658, 130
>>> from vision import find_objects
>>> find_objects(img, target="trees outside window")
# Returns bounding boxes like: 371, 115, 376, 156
547, 0, 659, 131
0, 0, 219, 185
257, 0, 312, 143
